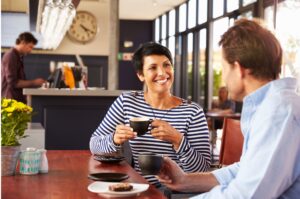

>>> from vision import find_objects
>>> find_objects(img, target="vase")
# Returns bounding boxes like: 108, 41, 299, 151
1, 146, 21, 176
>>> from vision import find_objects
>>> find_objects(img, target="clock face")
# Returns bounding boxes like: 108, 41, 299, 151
68, 11, 98, 44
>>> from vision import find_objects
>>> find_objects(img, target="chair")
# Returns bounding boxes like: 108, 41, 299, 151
219, 118, 244, 167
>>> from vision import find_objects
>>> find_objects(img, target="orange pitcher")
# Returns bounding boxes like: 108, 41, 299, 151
63, 66, 75, 89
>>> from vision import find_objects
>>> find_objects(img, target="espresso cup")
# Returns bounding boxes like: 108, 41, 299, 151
129, 117, 152, 136
138, 153, 163, 175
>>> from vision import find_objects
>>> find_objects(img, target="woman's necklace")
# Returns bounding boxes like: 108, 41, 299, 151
146, 94, 173, 120
150, 106, 172, 120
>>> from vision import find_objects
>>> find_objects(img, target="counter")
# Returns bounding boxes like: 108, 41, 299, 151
23, 88, 126, 150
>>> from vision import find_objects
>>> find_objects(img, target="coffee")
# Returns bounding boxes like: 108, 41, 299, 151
129, 117, 152, 136
138, 153, 163, 175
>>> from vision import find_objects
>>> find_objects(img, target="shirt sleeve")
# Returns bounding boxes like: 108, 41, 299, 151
191, 103, 300, 199
2, 52, 19, 87
89, 94, 125, 154
175, 105, 211, 172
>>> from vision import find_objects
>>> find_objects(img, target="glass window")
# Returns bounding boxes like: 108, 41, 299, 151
243, 0, 256, 7
187, 33, 194, 98
168, 9, 176, 36
161, 14, 167, 39
179, 3, 187, 32
155, 18, 160, 42
161, 39, 167, 47
198, 29, 207, 106
212, 17, 229, 96
198, 0, 207, 24
269, 1, 300, 84
264, 6, 274, 30
168, 36, 176, 63
188, 0, 197, 28
240, 11, 253, 18
213, 0, 224, 18
227, 0, 239, 13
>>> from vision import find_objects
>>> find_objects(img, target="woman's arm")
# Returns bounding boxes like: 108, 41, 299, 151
89, 94, 126, 154
175, 106, 211, 172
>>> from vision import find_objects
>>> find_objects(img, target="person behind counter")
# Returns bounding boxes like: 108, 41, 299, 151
1, 32, 45, 103
157, 18, 300, 198
90, 42, 211, 187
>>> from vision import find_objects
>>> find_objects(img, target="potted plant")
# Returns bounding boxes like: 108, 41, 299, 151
1, 99, 33, 176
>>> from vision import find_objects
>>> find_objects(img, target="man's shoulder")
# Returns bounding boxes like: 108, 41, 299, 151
2, 48, 19, 60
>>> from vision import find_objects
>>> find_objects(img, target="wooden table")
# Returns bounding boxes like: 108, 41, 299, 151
205, 112, 241, 162
2, 150, 166, 199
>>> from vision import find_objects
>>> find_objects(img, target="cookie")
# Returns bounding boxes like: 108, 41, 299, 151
109, 182, 133, 192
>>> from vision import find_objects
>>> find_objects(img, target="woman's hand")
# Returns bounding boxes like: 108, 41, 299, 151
113, 125, 136, 145
150, 119, 183, 150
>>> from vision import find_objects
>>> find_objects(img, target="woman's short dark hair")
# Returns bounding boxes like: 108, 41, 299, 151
132, 42, 173, 74
16, 32, 38, 45
219, 18, 282, 80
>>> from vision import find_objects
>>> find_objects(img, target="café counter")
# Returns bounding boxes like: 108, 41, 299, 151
23, 88, 125, 150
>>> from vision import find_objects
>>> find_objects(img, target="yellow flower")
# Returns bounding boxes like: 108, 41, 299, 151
4, 106, 15, 113
1, 98, 34, 146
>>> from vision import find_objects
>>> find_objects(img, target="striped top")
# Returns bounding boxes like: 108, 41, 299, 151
90, 91, 211, 187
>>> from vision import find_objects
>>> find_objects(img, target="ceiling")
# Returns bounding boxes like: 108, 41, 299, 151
1, 0, 187, 20
119, 0, 186, 20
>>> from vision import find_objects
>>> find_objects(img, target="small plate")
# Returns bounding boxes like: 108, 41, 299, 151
88, 181, 149, 197
88, 173, 129, 182
93, 155, 125, 163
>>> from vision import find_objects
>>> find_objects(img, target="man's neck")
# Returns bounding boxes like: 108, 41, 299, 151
244, 76, 272, 97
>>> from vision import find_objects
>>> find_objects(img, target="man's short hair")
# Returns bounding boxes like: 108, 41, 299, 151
16, 32, 38, 45
219, 18, 282, 80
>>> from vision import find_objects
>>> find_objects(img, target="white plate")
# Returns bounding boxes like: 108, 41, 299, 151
88, 182, 149, 197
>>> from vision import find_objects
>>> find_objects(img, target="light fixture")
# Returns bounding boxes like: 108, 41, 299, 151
37, 0, 76, 50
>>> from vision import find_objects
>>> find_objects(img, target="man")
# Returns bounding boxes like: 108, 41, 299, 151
2, 32, 45, 103
158, 18, 300, 198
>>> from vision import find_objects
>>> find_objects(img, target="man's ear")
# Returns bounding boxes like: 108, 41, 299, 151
234, 61, 247, 79
137, 72, 145, 82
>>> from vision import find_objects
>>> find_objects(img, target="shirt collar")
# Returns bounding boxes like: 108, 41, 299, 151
243, 77, 298, 107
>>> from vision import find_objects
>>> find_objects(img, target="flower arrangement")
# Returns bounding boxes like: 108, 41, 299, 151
1, 99, 33, 146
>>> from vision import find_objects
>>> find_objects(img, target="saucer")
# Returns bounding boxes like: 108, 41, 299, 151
93, 155, 125, 163
88, 172, 129, 182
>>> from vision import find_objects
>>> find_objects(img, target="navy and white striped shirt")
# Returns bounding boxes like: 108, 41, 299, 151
90, 91, 211, 187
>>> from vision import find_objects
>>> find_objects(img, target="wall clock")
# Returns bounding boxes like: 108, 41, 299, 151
68, 11, 98, 44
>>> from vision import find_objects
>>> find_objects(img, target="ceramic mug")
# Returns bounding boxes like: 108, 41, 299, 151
138, 152, 163, 175
129, 117, 152, 136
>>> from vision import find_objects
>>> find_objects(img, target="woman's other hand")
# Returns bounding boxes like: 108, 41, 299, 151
151, 119, 183, 150
113, 125, 137, 145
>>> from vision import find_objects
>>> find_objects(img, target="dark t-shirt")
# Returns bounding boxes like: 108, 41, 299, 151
1, 48, 27, 103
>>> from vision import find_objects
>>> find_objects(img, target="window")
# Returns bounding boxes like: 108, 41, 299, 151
188, 0, 197, 28
243, 0, 256, 7
212, 17, 229, 96
265, 1, 300, 82
187, 33, 194, 98
169, 9, 176, 36
179, 3, 187, 32
213, 0, 224, 18
161, 14, 167, 40
198, 0, 207, 24
198, 29, 207, 106
155, 18, 160, 42
227, 0, 239, 13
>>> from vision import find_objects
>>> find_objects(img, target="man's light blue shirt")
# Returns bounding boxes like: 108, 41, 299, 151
192, 78, 300, 199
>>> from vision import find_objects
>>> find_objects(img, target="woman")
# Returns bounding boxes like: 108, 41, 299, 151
90, 42, 211, 187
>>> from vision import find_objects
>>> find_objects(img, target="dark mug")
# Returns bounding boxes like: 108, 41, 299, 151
138, 153, 163, 175
129, 117, 152, 136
